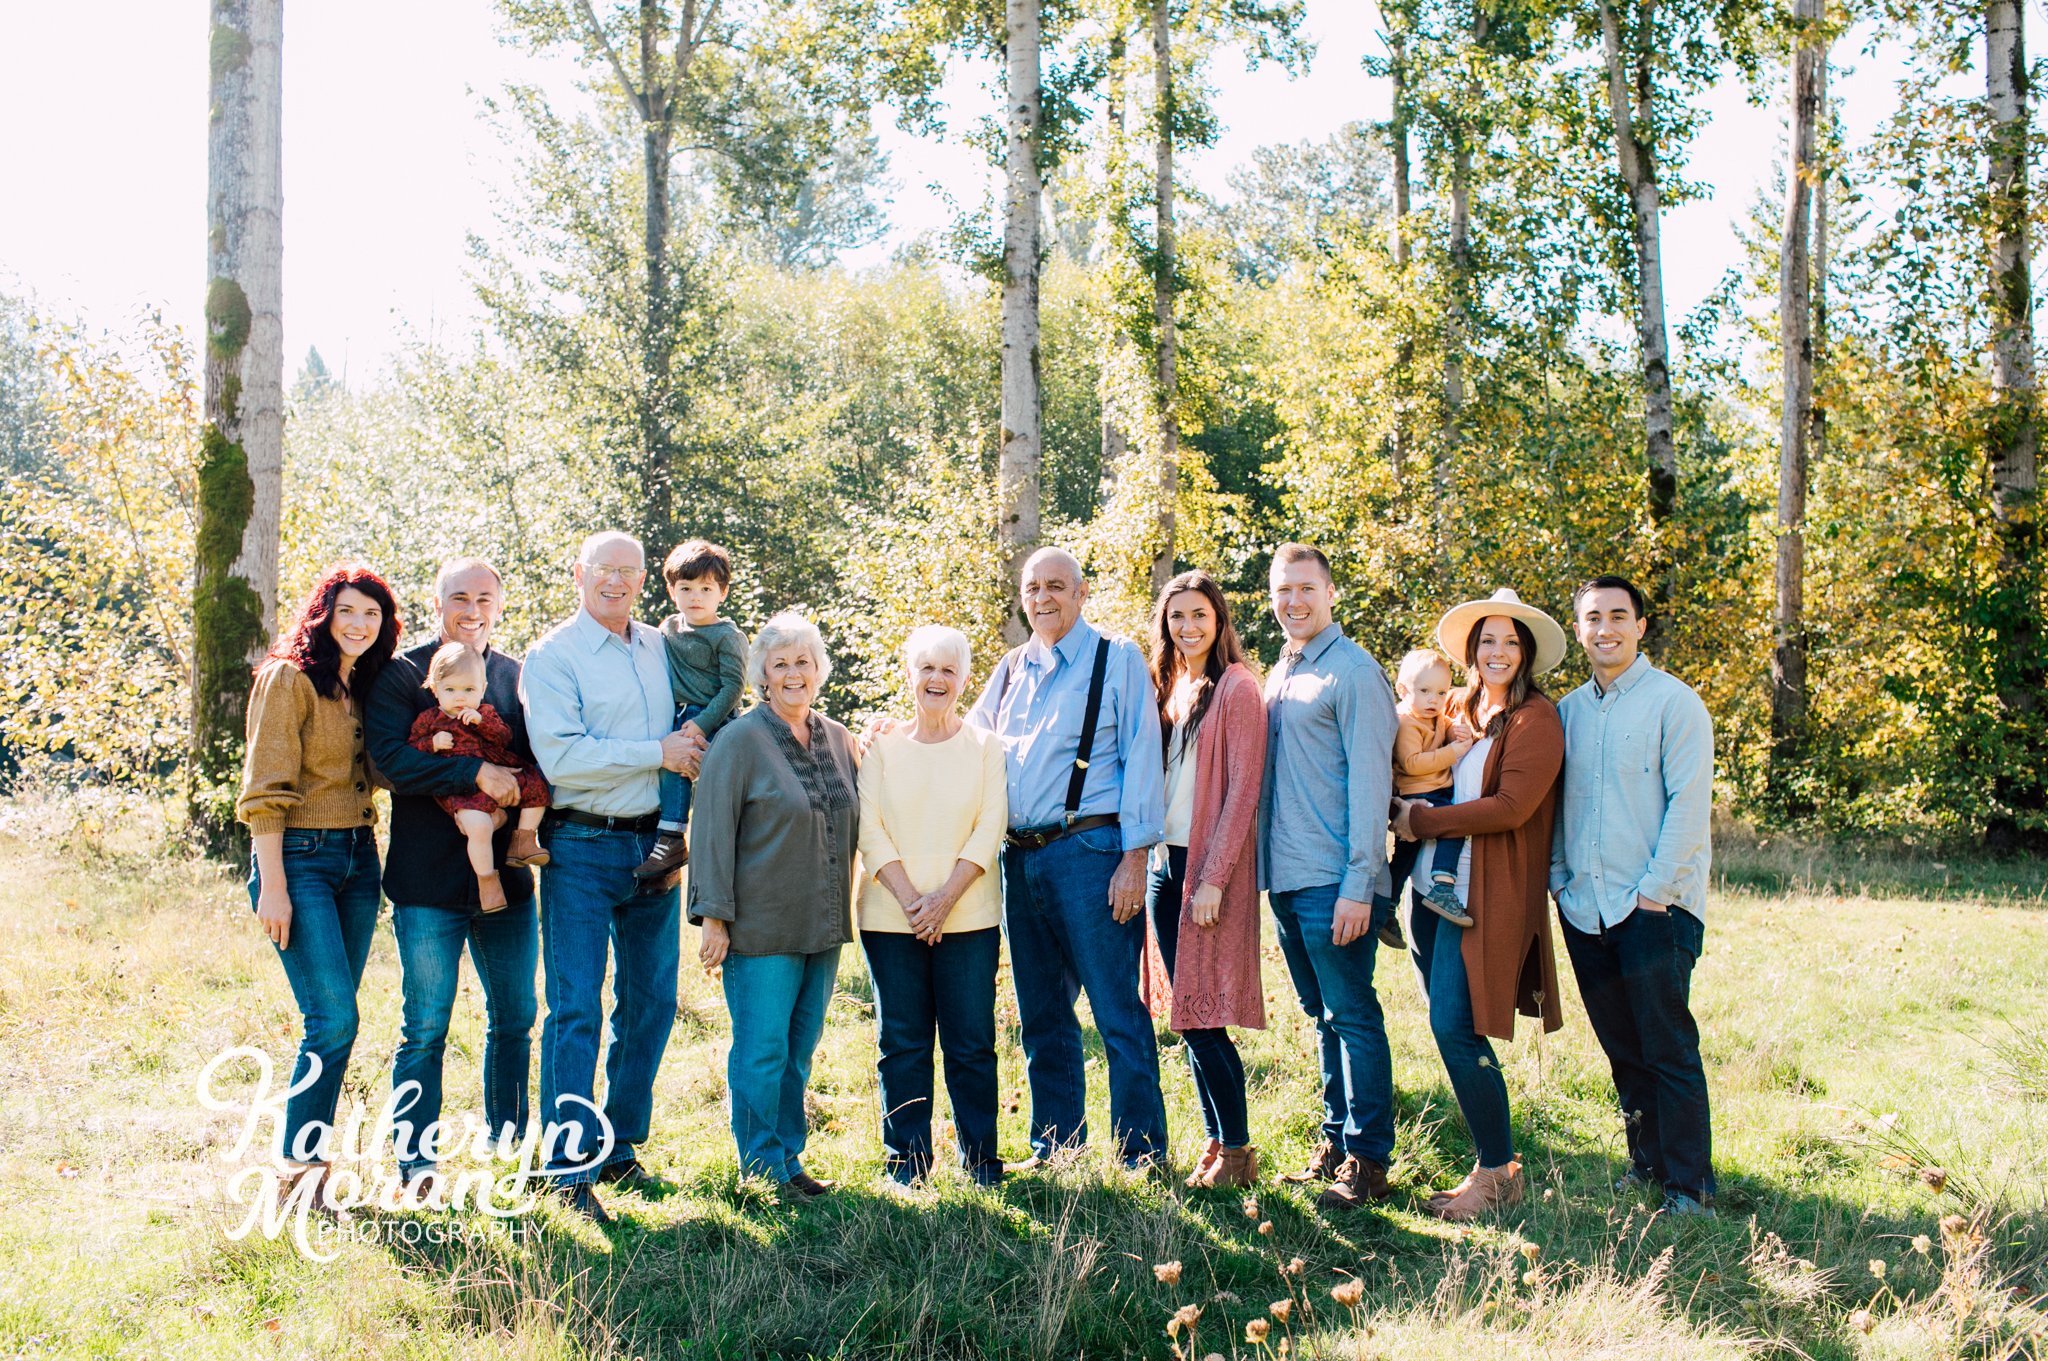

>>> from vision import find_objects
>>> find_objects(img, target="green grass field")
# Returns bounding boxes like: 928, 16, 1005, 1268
1, 804, 2045, 1359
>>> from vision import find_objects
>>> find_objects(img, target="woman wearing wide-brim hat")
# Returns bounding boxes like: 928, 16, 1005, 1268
1391, 587, 1567, 1221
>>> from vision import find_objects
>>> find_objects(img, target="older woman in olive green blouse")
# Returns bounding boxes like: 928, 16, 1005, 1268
688, 612, 859, 1198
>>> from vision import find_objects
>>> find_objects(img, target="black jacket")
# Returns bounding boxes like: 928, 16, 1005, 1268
366, 638, 538, 909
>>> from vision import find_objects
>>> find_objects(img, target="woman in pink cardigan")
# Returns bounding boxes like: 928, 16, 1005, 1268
1143, 570, 1268, 1189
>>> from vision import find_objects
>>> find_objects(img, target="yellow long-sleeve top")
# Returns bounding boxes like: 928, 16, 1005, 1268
856, 723, 1008, 933
1393, 706, 1462, 796
235, 660, 376, 837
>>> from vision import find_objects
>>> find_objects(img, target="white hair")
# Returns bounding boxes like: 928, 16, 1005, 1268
747, 612, 833, 697
576, 530, 644, 567
902, 624, 971, 680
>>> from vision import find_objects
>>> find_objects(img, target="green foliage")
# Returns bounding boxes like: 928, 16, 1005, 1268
203, 277, 251, 362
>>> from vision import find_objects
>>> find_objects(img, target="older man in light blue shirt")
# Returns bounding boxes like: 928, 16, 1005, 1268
968, 546, 1168, 1169
1552, 574, 1716, 1216
520, 530, 697, 1224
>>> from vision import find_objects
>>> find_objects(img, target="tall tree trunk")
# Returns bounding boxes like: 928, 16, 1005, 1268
640, 0, 675, 539
1149, 0, 1178, 593
192, 0, 284, 853
1440, 124, 1471, 568
1000, 0, 1045, 638
1388, 25, 1412, 482
1986, 0, 2044, 851
1097, 23, 1129, 511
1771, 0, 1822, 792
1597, 0, 1679, 635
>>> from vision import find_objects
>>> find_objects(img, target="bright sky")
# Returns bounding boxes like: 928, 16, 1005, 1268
0, 1, 1910, 382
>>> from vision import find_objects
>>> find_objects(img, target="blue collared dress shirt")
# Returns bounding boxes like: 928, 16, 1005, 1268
519, 607, 675, 818
1258, 622, 1399, 904
1550, 654, 1715, 932
967, 617, 1164, 852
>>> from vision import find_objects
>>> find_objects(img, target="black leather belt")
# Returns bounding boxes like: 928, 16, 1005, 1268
1005, 813, 1118, 852
547, 807, 660, 834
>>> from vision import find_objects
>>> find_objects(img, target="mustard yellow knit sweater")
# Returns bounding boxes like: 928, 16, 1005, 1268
235, 660, 376, 836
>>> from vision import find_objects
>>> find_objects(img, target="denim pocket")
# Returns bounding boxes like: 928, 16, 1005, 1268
1070, 823, 1123, 856
281, 830, 320, 856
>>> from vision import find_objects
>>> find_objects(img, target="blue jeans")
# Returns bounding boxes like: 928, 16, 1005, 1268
1001, 823, 1168, 1163
537, 822, 681, 1184
390, 898, 540, 1176
1407, 903, 1514, 1167
1561, 908, 1715, 1200
1147, 846, 1249, 1148
1384, 787, 1463, 901
861, 927, 1002, 1184
722, 948, 841, 1181
246, 826, 381, 1163
1269, 883, 1395, 1165
657, 702, 706, 833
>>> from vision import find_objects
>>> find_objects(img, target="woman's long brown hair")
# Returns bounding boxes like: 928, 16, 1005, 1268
1149, 570, 1250, 765
1460, 615, 1543, 738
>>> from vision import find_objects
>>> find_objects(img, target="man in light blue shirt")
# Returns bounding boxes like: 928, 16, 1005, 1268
520, 530, 697, 1224
1552, 574, 1716, 1216
968, 547, 1168, 1168
1258, 543, 1401, 1212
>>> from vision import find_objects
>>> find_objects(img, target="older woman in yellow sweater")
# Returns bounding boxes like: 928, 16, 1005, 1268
857, 625, 1009, 1187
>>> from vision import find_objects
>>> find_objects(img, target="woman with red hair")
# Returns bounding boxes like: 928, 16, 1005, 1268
236, 563, 400, 1202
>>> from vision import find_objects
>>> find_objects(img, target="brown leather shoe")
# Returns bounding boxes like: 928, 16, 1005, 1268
1277, 1139, 1342, 1185
784, 1171, 836, 1199
1199, 1145, 1260, 1189
634, 832, 690, 882
477, 872, 509, 913
1185, 1138, 1223, 1188
1426, 1159, 1522, 1222
1316, 1155, 1392, 1211
506, 827, 550, 868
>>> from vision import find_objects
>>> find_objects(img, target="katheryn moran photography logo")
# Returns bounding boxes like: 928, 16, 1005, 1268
195, 1046, 613, 1262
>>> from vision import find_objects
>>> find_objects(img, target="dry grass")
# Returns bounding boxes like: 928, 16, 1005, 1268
0, 798, 2044, 1358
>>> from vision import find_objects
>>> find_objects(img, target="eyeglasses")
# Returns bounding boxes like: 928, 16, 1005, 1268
583, 563, 645, 580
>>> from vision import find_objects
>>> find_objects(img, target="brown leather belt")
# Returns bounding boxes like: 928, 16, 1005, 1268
1005, 813, 1118, 853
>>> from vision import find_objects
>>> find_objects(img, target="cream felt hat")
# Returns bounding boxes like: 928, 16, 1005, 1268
1434, 588, 1569, 677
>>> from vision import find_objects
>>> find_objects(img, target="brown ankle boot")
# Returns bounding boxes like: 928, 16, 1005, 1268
1184, 1138, 1223, 1188
478, 872, 508, 913
1200, 1145, 1260, 1189
1316, 1155, 1392, 1211
506, 827, 549, 868
1427, 1159, 1523, 1222
1277, 1139, 1342, 1185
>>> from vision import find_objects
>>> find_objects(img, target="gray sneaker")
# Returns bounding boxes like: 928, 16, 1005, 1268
1658, 1192, 1717, 1219
1421, 881, 1474, 928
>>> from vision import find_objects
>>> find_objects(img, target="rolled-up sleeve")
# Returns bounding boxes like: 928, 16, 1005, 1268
1337, 662, 1398, 903
520, 642, 663, 798
687, 731, 747, 925
1636, 691, 1713, 909
856, 741, 902, 873
963, 733, 1010, 871
236, 664, 307, 836
1115, 643, 1165, 851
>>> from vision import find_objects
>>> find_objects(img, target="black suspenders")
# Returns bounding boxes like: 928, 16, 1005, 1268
997, 634, 1113, 828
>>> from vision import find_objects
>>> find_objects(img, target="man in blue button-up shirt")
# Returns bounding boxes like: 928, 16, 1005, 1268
1552, 574, 1716, 1215
520, 530, 697, 1223
968, 547, 1169, 1168
1258, 543, 1401, 1211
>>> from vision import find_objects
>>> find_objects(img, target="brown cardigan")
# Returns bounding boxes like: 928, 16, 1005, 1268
1406, 693, 1564, 1041
1142, 663, 1267, 1031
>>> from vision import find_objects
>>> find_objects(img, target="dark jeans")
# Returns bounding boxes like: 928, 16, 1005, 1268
656, 702, 706, 833
390, 897, 540, 1176
1384, 787, 1463, 899
1146, 847, 1249, 1148
1269, 883, 1396, 1164
1561, 907, 1715, 1200
861, 927, 1002, 1184
246, 826, 381, 1163
537, 821, 681, 1184
1001, 823, 1169, 1163
1407, 903, 1514, 1167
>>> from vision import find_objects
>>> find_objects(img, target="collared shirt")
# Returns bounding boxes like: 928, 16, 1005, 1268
966, 617, 1164, 851
519, 607, 673, 817
1550, 654, 1714, 931
1258, 622, 1399, 902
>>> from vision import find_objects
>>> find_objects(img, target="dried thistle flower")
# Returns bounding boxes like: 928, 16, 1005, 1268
1519, 1242, 1541, 1262
1330, 1278, 1365, 1308
1258, 1220, 1274, 1236
1869, 1259, 1887, 1280
1154, 1261, 1184, 1286
1284, 1257, 1306, 1277
1850, 1308, 1874, 1334
1912, 1234, 1932, 1255
1246, 1319, 1271, 1344
1242, 1196, 1259, 1219
1268, 1299, 1292, 1322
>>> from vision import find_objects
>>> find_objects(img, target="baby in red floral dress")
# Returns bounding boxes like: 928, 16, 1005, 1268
407, 642, 551, 912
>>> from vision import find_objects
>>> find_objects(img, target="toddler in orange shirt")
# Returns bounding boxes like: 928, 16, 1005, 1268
1392, 648, 1476, 928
